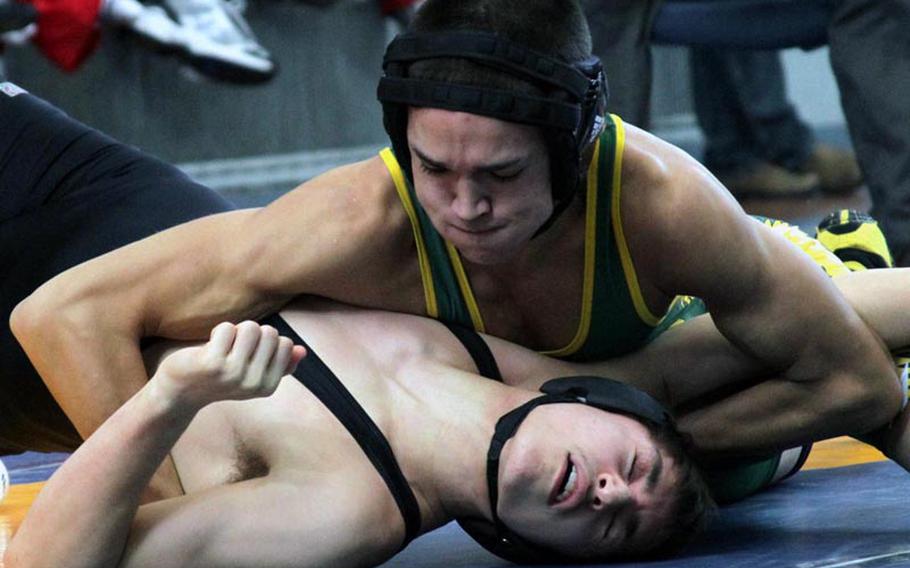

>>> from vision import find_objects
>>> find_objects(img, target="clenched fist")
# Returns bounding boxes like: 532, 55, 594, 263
152, 321, 307, 412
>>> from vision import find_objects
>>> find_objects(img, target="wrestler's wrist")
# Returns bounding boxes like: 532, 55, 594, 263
144, 373, 207, 419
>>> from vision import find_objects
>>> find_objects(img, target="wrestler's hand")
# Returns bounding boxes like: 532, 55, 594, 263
151, 321, 306, 412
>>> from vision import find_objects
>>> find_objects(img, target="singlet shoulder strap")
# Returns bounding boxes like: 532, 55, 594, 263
441, 322, 502, 382
262, 315, 422, 549
380, 148, 482, 330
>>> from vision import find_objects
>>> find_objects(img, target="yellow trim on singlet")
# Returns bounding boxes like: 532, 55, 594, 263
609, 116, 661, 326
445, 242, 486, 332
380, 148, 439, 318
539, 137, 601, 358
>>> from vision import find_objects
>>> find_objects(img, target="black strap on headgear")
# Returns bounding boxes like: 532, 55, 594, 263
377, 31, 608, 235
458, 375, 674, 564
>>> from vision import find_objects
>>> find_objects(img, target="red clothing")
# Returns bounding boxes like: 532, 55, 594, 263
27, 0, 102, 71
379, 0, 417, 16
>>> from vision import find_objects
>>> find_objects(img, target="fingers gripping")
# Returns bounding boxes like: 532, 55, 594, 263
207, 321, 239, 357
204, 321, 301, 400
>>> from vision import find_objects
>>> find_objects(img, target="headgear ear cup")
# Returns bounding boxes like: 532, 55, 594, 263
458, 375, 676, 564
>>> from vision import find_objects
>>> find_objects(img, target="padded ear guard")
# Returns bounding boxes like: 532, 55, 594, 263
540, 375, 674, 428
457, 375, 675, 564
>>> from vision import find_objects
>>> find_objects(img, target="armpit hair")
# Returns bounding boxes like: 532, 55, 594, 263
228, 438, 270, 483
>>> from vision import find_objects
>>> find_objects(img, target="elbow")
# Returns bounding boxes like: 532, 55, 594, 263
11, 282, 95, 355
10, 291, 50, 348
827, 369, 903, 435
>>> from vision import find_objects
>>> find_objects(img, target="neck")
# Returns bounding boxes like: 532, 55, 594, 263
393, 365, 538, 529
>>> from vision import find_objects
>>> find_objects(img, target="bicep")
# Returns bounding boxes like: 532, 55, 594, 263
122, 476, 390, 568
637, 167, 840, 367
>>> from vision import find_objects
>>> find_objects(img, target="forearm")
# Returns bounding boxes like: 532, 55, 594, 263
684, 317, 896, 453
13, 297, 148, 435
4, 382, 196, 568
581, 314, 766, 408
11, 294, 186, 500
678, 372, 877, 456
492, 313, 768, 408
686, 271, 903, 454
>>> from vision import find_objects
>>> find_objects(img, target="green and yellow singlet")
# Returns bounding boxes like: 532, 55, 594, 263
379, 114, 660, 362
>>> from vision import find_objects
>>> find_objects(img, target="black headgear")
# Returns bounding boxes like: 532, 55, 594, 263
457, 375, 675, 564
377, 31, 609, 234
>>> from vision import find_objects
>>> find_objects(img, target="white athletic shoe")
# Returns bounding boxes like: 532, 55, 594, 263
106, 0, 277, 84
164, 0, 275, 83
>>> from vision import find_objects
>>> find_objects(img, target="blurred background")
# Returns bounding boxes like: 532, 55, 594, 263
0, 0, 865, 223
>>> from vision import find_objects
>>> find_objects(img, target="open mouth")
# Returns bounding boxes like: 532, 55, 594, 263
552, 455, 578, 504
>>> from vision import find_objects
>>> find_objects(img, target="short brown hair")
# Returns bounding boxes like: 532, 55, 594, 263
631, 422, 716, 560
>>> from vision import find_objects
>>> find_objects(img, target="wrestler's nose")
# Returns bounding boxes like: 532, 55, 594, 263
591, 473, 633, 511
451, 178, 491, 221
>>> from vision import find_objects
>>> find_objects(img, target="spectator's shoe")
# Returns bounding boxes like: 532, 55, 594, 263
1, 22, 35, 46
816, 209, 894, 271
162, 0, 276, 84
0, 0, 36, 33
107, 0, 276, 84
717, 161, 819, 199
805, 144, 863, 195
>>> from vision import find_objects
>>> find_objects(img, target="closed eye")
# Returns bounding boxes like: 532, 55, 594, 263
490, 170, 522, 182
418, 162, 446, 176
626, 453, 637, 481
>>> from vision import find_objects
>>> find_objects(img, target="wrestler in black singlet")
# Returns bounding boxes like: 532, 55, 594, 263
0, 86, 233, 452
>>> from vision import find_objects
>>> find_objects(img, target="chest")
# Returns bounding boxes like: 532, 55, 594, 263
467, 256, 586, 351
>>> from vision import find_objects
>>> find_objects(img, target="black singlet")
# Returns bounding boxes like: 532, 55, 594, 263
261, 316, 502, 550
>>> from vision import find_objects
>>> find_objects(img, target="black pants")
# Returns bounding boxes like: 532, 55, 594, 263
0, 87, 234, 453
690, 48, 814, 173
582, 0, 663, 128
828, 0, 910, 261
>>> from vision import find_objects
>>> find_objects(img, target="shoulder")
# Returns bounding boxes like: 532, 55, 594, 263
272, 155, 405, 237
615, 124, 760, 295
619, 123, 726, 222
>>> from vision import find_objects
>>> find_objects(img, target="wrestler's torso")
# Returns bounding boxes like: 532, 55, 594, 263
161, 301, 489, 560
376, 115, 670, 359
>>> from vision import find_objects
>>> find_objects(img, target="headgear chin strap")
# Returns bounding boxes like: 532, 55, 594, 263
377, 31, 608, 235
458, 376, 675, 564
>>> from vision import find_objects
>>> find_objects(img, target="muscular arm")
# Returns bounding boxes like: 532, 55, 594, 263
10, 157, 412, 498
620, 129, 901, 453
4, 322, 304, 568
493, 269, 910, 455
